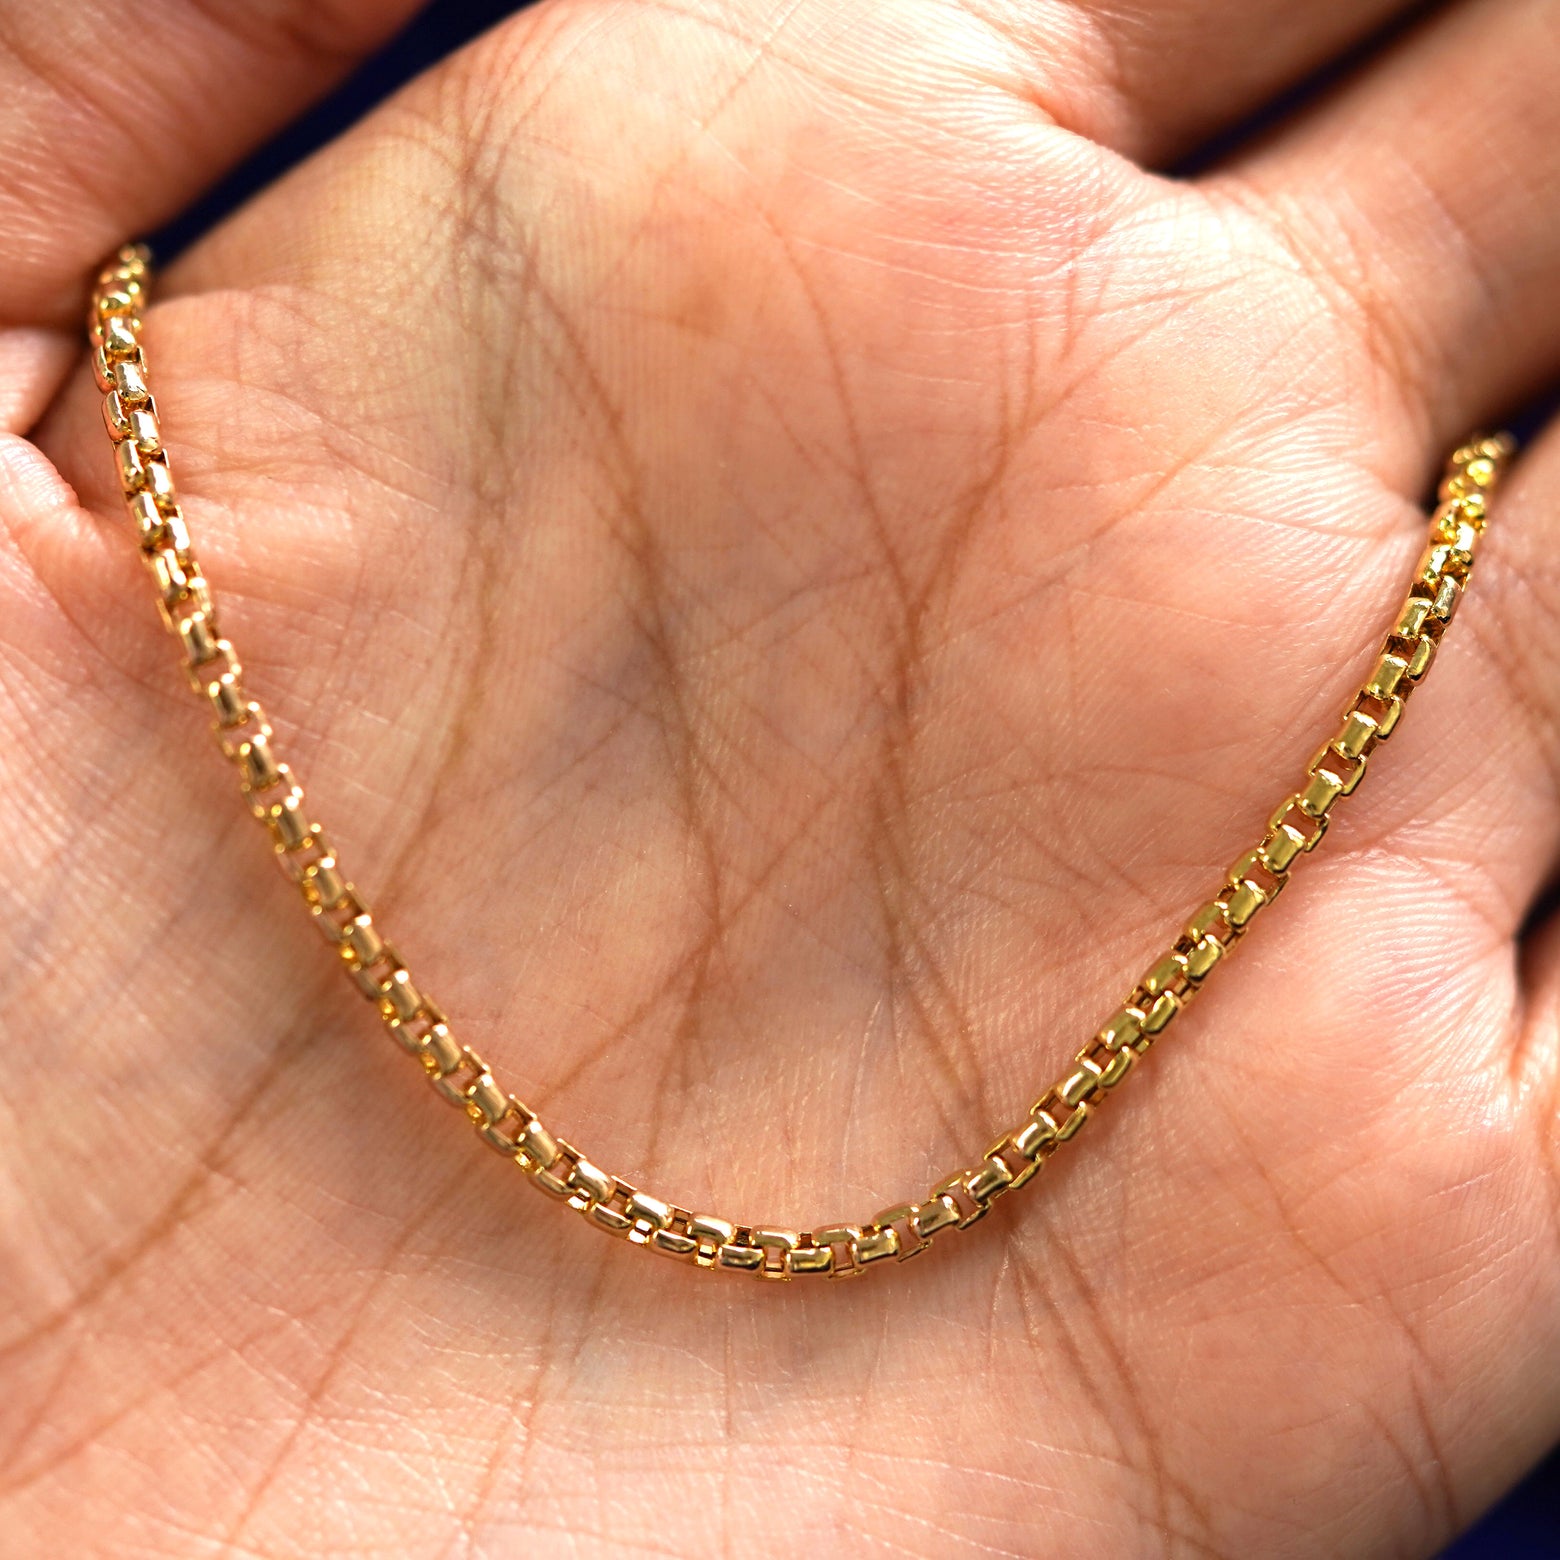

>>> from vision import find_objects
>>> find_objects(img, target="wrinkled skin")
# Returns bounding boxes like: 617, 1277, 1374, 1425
1, 1, 1559, 1554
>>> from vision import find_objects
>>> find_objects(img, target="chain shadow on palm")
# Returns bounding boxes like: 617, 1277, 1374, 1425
1, 0, 1559, 1553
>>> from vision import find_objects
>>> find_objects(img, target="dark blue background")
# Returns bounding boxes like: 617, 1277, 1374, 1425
156, 5, 1558, 1554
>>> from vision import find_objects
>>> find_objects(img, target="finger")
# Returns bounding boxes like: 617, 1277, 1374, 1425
0, 328, 78, 434
0, 0, 429, 326
1464, 416, 1560, 920
964, 0, 1427, 162
1213, 0, 1560, 449
1328, 412, 1560, 989
1513, 883, 1560, 1212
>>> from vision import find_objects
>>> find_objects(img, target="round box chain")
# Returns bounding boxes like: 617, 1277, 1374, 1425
90, 243, 1514, 1282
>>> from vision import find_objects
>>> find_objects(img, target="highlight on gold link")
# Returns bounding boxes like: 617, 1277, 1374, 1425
90, 243, 1515, 1283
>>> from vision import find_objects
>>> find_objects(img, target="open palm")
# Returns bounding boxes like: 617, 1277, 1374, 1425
3, 0, 1559, 1553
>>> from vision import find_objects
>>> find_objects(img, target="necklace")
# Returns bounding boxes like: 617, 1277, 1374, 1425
90, 243, 1514, 1282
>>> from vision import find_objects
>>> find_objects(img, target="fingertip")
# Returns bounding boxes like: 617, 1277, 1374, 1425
0, 327, 84, 437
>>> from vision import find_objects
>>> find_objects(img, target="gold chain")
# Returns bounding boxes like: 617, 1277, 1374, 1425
90, 243, 1513, 1281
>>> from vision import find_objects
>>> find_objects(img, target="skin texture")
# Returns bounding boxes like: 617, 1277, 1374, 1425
1, 0, 1559, 1553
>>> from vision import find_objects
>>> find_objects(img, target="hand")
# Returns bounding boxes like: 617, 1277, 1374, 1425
3, 1, 1558, 1552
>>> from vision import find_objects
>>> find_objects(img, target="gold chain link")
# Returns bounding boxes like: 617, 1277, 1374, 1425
90, 244, 1514, 1281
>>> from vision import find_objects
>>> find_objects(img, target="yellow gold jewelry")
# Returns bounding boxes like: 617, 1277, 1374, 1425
90, 243, 1514, 1281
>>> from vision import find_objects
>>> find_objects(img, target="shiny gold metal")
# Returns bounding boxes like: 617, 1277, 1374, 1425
91, 245, 1515, 1281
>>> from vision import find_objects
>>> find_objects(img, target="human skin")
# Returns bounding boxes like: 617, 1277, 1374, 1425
2, 0, 1559, 1553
